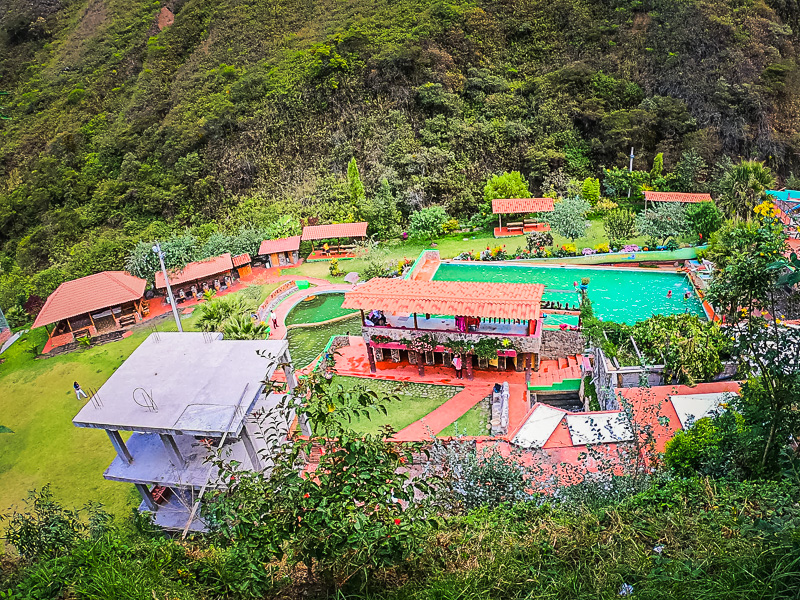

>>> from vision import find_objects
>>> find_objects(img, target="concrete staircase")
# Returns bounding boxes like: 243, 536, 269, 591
529, 355, 582, 389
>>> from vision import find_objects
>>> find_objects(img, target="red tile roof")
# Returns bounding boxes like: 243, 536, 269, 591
492, 198, 555, 214
343, 279, 544, 320
301, 222, 368, 241
258, 235, 301, 255
33, 271, 147, 328
643, 191, 712, 203
232, 253, 251, 267
155, 253, 234, 289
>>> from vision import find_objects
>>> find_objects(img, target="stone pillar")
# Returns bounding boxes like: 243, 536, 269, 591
534, 352, 541, 372
367, 345, 377, 373
240, 427, 263, 472
417, 352, 425, 376
525, 353, 532, 384
135, 483, 158, 511
465, 354, 474, 380
159, 434, 185, 467
106, 430, 133, 464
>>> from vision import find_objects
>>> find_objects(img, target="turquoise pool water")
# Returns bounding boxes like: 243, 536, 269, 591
432, 263, 704, 324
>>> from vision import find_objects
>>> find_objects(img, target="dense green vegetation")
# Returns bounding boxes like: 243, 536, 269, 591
1, 0, 799, 312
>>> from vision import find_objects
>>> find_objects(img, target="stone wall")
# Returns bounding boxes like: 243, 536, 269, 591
540, 329, 585, 359
319, 335, 351, 374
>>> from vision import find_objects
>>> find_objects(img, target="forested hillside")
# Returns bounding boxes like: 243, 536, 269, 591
2, 0, 800, 307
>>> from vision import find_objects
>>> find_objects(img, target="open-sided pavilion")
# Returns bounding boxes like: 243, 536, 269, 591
492, 198, 554, 238
642, 191, 712, 211
301, 222, 368, 260
33, 271, 148, 350
343, 278, 546, 379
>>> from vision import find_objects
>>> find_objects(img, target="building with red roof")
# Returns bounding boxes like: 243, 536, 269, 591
513, 381, 740, 454
343, 278, 546, 378
33, 271, 148, 349
258, 235, 301, 268
643, 191, 712, 204
154, 253, 234, 301
490, 198, 554, 238
301, 222, 368, 260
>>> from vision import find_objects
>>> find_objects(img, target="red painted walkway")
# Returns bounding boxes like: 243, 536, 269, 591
394, 382, 494, 441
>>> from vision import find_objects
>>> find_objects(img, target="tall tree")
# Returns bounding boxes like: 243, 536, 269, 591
483, 172, 530, 203
347, 157, 366, 213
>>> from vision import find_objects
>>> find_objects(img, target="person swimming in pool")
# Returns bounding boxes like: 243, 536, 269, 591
684, 291, 691, 300
667, 290, 672, 298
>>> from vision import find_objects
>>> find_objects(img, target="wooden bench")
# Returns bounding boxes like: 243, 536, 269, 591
523, 219, 538, 226
507, 221, 524, 233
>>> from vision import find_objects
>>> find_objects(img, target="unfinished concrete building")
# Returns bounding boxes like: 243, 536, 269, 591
73, 332, 297, 532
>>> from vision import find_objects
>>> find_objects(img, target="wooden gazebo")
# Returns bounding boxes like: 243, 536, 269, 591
301, 222, 368, 260
492, 198, 554, 238
33, 271, 148, 350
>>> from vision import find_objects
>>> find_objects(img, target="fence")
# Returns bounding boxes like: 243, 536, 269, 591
256, 281, 298, 322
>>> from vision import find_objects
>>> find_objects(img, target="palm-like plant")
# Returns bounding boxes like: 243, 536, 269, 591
196, 294, 255, 332
718, 160, 774, 220
223, 314, 268, 340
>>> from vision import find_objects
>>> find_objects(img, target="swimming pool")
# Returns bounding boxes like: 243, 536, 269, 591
284, 293, 357, 326
432, 263, 705, 324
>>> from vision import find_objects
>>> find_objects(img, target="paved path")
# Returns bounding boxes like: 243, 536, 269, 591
393, 382, 494, 441
267, 283, 354, 340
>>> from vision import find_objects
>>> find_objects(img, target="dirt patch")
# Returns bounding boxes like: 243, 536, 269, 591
157, 6, 174, 30
55, 0, 110, 69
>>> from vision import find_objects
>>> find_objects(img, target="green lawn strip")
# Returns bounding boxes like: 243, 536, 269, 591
0, 284, 276, 519
326, 376, 461, 436
291, 223, 692, 285
437, 401, 490, 437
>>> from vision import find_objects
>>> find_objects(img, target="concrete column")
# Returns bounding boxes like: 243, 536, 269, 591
367, 345, 377, 373
525, 353, 532, 384
465, 354, 474, 381
416, 352, 425, 376
106, 430, 133, 464
281, 350, 296, 391
135, 483, 158, 511
159, 434, 185, 467
240, 427, 263, 472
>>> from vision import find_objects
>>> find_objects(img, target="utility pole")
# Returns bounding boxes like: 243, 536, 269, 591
627, 146, 635, 199
152, 242, 183, 332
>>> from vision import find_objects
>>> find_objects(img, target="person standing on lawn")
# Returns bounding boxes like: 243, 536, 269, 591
73, 381, 88, 399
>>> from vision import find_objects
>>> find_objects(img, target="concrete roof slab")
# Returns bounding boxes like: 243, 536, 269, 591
73, 332, 289, 435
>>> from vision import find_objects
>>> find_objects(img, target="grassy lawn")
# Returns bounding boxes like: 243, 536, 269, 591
438, 401, 490, 437
290, 220, 666, 284
0, 284, 277, 520
327, 376, 461, 436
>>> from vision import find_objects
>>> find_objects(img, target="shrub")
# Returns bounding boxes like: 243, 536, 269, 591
525, 230, 553, 252
581, 177, 601, 205
595, 242, 610, 253
547, 196, 591, 241
603, 208, 636, 246
442, 218, 460, 234
409, 206, 449, 241
329, 258, 344, 277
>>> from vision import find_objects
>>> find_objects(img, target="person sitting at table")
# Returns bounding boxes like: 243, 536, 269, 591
323, 242, 330, 255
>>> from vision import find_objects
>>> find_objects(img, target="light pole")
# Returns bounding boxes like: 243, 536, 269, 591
153, 242, 183, 332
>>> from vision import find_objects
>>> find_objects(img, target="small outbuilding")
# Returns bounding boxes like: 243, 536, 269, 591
258, 235, 302, 268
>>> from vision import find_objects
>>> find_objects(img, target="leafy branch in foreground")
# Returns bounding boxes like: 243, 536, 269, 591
203, 368, 439, 589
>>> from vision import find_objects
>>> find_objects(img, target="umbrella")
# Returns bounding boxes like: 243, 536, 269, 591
344, 272, 360, 284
